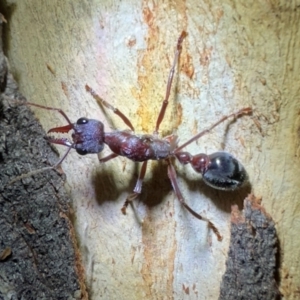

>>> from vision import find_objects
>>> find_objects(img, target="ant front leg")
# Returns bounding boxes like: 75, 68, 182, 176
8, 148, 73, 185
8, 102, 76, 185
167, 159, 222, 241
21, 101, 73, 127
85, 85, 135, 132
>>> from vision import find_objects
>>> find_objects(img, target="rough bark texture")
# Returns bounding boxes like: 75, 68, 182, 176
1, 1, 300, 299
0, 17, 87, 300
220, 195, 279, 300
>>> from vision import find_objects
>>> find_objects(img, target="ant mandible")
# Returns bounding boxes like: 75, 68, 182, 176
19, 31, 251, 241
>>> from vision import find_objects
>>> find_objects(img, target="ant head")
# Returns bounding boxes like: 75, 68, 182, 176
72, 117, 105, 155
200, 152, 248, 191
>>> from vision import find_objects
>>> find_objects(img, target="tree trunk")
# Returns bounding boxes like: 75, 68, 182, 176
2, 1, 300, 299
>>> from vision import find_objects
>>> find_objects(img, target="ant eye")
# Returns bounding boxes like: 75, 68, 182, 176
76, 148, 88, 155
77, 118, 88, 125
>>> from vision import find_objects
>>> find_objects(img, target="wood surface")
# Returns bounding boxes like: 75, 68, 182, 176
2, 1, 300, 299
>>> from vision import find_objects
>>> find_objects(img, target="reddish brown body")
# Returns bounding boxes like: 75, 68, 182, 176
104, 131, 177, 162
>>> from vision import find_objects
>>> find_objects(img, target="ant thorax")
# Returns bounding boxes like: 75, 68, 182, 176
104, 131, 178, 162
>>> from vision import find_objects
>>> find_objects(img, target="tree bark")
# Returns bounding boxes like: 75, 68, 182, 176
0, 16, 88, 299
2, 1, 300, 299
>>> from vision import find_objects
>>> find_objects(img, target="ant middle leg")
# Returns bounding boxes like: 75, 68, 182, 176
167, 159, 222, 241
121, 161, 148, 216
98, 153, 119, 163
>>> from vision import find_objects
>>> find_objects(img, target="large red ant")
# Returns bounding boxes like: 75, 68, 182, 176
14, 31, 251, 241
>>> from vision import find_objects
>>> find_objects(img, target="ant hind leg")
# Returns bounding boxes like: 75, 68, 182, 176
167, 159, 222, 241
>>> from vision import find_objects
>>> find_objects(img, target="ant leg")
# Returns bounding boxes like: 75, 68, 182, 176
154, 31, 187, 134
98, 153, 119, 163
85, 84, 135, 131
18, 101, 75, 134
167, 159, 222, 241
7, 102, 75, 185
24, 102, 73, 125
175, 107, 252, 152
8, 147, 72, 185
121, 161, 148, 215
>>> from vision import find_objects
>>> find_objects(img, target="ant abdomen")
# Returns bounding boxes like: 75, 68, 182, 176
175, 151, 248, 190
200, 152, 247, 190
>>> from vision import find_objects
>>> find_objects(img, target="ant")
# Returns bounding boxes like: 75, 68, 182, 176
13, 31, 251, 241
